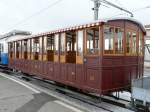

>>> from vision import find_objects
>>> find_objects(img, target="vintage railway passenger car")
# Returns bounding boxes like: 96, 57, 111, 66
8, 18, 145, 94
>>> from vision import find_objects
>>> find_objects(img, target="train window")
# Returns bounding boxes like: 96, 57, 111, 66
77, 30, 83, 56
114, 28, 124, 54
9, 43, 13, 58
27, 39, 31, 59
132, 32, 137, 55
139, 32, 143, 55
126, 32, 132, 54
22, 40, 28, 59
54, 34, 59, 62
60, 33, 66, 63
60, 33, 65, 55
43, 36, 47, 61
66, 31, 76, 63
47, 35, 54, 61
104, 26, 114, 54
77, 30, 83, 64
0, 44, 4, 52
16, 41, 21, 59
39, 37, 43, 61
54, 34, 59, 55
86, 27, 99, 55
126, 31, 137, 55
32, 38, 40, 60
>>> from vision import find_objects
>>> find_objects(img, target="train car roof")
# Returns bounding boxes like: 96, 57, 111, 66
8, 17, 146, 42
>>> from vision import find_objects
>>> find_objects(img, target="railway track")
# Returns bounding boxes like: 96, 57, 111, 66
0, 67, 134, 112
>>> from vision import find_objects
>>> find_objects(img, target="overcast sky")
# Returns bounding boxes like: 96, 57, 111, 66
0, 0, 150, 34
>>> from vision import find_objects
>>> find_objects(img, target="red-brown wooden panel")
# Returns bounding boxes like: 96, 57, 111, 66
102, 69, 112, 90
66, 63, 76, 85
54, 62, 60, 81
76, 64, 84, 89
85, 68, 100, 89
47, 62, 54, 80
112, 67, 124, 88
60, 63, 66, 82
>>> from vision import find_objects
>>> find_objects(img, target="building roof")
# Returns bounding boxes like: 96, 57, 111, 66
0, 30, 31, 40
145, 25, 150, 30
145, 25, 150, 28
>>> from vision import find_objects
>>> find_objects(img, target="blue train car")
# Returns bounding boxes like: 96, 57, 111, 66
0, 30, 32, 66
0, 43, 8, 65
1, 53, 8, 65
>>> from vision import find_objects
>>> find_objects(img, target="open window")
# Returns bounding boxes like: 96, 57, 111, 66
126, 31, 137, 55
86, 27, 99, 55
16, 41, 21, 59
47, 35, 54, 61
104, 26, 114, 54
139, 31, 143, 56
76, 30, 84, 64
54, 34, 59, 62
22, 39, 28, 59
9, 42, 14, 59
27, 39, 31, 59
60, 33, 66, 63
114, 28, 124, 54
39, 37, 43, 61
32, 38, 40, 60
66, 31, 76, 63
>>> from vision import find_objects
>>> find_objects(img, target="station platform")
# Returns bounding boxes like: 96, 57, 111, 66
0, 72, 86, 112
132, 76, 150, 105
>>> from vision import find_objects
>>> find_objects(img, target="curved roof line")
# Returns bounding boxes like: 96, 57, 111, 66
8, 17, 146, 42
105, 17, 146, 33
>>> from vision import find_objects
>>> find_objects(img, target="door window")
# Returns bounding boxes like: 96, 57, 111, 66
86, 27, 99, 55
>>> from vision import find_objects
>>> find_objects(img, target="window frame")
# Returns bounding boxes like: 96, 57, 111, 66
125, 29, 138, 56
85, 26, 100, 56
103, 25, 124, 56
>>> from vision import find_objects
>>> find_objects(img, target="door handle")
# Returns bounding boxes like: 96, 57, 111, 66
84, 58, 87, 63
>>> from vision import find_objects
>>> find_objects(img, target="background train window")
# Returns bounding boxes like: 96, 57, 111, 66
47, 35, 54, 61
22, 39, 28, 59
114, 28, 124, 54
0, 44, 4, 52
54, 34, 59, 62
16, 41, 21, 59
86, 27, 99, 55
104, 26, 114, 54
66, 31, 76, 63
139, 31, 143, 56
32, 38, 40, 60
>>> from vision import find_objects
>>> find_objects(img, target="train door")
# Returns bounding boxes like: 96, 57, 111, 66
66, 31, 77, 85
46, 35, 54, 79
76, 30, 84, 87
54, 34, 60, 81
60, 33, 67, 81
84, 27, 101, 90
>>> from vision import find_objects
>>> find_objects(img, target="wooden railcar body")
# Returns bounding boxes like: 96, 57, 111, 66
8, 18, 145, 94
